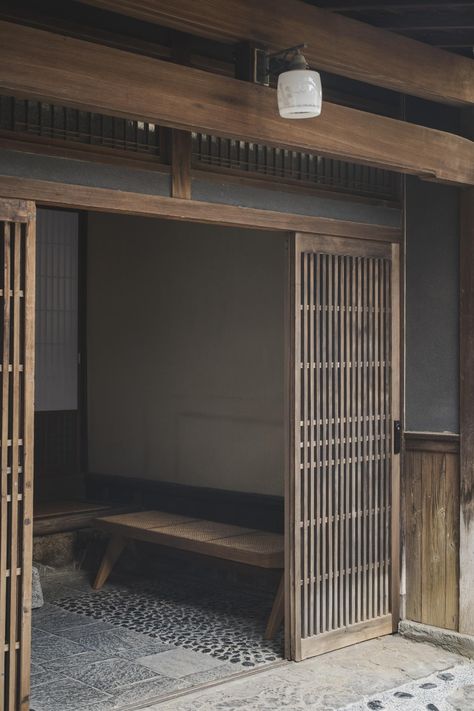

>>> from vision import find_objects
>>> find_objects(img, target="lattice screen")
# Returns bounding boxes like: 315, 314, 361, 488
0, 95, 161, 155
192, 133, 399, 201
0, 199, 36, 710
291, 234, 399, 660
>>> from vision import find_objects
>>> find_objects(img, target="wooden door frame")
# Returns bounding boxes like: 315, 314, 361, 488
0, 178, 403, 709
284, 231, 403, 661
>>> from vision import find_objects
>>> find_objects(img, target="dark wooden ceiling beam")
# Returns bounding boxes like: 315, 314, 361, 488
78, 0, 474, 106
0, 21, 472, 185
316, 2, 474, 10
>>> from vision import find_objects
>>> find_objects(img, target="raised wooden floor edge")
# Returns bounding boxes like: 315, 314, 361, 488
0, 176, 401, 243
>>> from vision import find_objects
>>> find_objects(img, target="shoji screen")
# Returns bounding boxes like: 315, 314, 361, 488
35, 210, 79, 491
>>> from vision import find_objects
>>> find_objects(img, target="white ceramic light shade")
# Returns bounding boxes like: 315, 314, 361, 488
277, 69, 322, 119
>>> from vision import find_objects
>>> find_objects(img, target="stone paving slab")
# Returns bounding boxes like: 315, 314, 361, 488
140, 636, 471, 711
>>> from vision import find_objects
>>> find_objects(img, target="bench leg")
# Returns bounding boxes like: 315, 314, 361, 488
264, 573, 284, 640
92, 535, 127, 590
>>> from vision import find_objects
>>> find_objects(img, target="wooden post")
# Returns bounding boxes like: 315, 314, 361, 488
459, 185, 474, 635
171, 129, 192, 200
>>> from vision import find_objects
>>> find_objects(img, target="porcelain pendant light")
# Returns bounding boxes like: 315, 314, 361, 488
277, 50, 322, 119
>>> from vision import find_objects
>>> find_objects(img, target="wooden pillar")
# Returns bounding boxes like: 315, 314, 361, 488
171, 129, 192, 199
460, 185, 474, 635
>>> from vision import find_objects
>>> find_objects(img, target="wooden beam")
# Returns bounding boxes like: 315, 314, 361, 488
79, 0, 474, 106
0, 176, 401, 242
316, 2, 474, 10
1, 22, 473, 186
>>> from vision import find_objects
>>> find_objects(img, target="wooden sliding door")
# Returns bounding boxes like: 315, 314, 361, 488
0, 199, 36, 710
287, 232, 400, 660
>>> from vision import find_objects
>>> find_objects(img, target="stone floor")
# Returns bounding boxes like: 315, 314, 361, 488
31, 571, 474, 711
30, 569, 284, 711
141, 636, 474, 711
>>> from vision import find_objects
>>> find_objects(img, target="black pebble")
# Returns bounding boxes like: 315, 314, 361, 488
367, 702, 384, 710
394, 691, 414, 699
420, 683, 437, 689
437, 672, 454, 681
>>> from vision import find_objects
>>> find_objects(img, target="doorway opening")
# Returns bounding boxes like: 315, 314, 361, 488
30, 208, 287, 711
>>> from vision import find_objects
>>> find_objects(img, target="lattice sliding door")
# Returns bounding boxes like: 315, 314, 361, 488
0, 199, 36, 710
287, 233, 400, 660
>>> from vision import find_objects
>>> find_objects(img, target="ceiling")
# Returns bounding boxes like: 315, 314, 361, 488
309, 1, 474, 58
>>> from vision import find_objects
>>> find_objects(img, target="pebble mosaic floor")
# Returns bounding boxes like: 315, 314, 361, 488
30, 570, 284, 711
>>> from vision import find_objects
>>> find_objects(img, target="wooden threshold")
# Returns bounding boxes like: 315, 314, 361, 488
0, 177, 401, 242
298, 615, 393, 660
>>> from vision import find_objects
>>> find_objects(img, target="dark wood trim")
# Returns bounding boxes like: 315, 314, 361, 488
0, 131, 168, 173
79, 0, 474, 106
78, 212, 88, 474
85, 473, 284, 534
0, 176, 402, 242
460, 185, 474, 635
404, 431, 460, 453
33, 504, 131, 536
1, 21, 473, 184
0, 131, 400, 208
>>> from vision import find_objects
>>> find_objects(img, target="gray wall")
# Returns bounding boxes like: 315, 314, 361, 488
87, 214, 286, 495
405, 176, 459, 433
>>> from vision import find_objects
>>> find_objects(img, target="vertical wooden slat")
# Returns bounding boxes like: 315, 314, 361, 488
308, 253, 315, 638
8, 222, 21, 710
20, 210, 35, 710
350, 257, 357, 626
321, 253, 327, 634
315, 253, 321, 635
302, 252, 309, 640
327, 254, 334, 632
0, 221, 11, 711
391, 243, 400, 628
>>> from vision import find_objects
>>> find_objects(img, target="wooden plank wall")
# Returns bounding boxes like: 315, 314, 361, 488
404, 433, 460, 631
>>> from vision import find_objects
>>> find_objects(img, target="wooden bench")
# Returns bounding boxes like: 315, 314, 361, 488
92, 510, 284, 639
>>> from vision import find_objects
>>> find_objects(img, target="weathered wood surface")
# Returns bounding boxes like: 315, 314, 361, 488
0, 199, 36, 710
404, 434, 460, 631
80, 0, 474, 106
1, 21, 473, 185
0, 176, 401, 242
460, 187, 474, 636
171, 130, 192, 199
289, 233, 400, 660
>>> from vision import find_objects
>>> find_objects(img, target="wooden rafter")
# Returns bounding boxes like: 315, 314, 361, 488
78, 0, 474, 106
0, 21, 473, 186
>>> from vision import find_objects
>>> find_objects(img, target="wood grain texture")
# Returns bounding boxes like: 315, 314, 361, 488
80, 0, 474, 106
289, 233, 400, 660
460, 186, 474, 635
0, 176, 401, 242
0, 200, 36, 710
94, 511, 284, 569
404, 437, 460, 631
0, 21, 473, 184
171, 130, 192, 199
